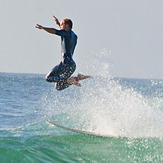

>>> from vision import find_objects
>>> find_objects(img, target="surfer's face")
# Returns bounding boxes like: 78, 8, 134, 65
60, 20, 65, 29
60, 20, 69, 30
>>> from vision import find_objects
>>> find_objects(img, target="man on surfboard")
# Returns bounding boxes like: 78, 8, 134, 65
36, 16, 90, 90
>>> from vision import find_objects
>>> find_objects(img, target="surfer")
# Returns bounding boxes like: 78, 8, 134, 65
36, 16, 90, 90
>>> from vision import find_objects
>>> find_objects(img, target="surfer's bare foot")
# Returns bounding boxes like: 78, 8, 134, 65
67, 77, 81, 87
77, 74, 91, 80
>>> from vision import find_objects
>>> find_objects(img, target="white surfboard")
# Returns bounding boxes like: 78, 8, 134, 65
47, 120, 124, 138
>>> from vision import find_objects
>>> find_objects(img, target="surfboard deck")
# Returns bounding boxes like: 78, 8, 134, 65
47, 120, 122, 138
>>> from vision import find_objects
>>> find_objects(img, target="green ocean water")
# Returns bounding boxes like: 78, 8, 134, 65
0, 72, 163, 162
1, 127, 162, 162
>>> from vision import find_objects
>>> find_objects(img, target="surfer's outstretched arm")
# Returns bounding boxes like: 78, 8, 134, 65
53, 16, 60, 27
35, 24, 56, 34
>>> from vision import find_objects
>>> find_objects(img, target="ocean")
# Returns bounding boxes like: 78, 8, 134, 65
0, 70, 163, 162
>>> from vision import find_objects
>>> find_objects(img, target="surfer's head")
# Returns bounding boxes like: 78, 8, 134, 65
60, 19, 73, 30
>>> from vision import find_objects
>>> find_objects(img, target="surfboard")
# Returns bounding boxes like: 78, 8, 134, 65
47, 120, 121, 138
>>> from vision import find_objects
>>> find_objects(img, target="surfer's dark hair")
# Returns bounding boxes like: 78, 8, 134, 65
63, 18, 73, 29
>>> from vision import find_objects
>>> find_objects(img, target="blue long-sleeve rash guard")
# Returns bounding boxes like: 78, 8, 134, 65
55, 29, 78, 62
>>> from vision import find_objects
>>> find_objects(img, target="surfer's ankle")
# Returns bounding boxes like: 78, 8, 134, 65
74, 77, 79, 82
77, 74, 91, 80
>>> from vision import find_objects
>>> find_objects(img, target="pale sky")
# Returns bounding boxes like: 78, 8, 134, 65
0, 0, 163, 79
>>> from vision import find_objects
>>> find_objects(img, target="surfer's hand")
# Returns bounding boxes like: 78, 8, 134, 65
53, 16, 60, 26
35, 24, 43, 29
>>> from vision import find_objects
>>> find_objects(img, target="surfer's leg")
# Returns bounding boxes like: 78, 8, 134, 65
46, 62, 67, 83
55, 81, 71, 91
55, 62, 76, 91
46, 65, 60, 82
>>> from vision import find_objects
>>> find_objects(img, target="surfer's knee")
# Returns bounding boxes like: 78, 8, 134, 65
45, 75, 52, 82
55, 82, 70, 91
45, 75, 49, 82
56, 87, 63, 91
55, 85, 64, 91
